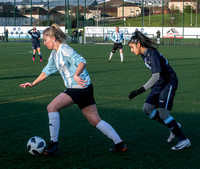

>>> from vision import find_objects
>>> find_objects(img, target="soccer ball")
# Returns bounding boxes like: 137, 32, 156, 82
27, 136, 46, 155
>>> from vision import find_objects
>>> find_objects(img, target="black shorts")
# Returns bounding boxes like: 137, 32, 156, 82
145, 82, 178, 111
63, 84, 96, 110
32, 43, 40, 50
113, 43, 123, 51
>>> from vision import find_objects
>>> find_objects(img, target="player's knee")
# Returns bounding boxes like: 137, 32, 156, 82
47, 103, 56, 113
158, 108, 170, 121
112, 50, 116, 53
143, 103, 154, 116
88, 119, 101, 127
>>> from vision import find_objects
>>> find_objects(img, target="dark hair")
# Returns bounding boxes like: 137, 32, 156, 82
129, 31, 158, 49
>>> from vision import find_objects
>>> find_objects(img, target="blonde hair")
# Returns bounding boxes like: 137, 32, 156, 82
43, 23, 67, 43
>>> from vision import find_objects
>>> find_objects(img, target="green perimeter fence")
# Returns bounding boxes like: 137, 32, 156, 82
0, 0, 200, 46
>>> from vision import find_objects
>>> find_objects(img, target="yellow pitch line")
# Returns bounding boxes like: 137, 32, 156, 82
0, 94, 54, 105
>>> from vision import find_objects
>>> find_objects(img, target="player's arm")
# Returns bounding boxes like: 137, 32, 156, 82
73, 62, 88, 87
28, 29, 33, 35
19, 72, 47, 88
143, 72, 160, 90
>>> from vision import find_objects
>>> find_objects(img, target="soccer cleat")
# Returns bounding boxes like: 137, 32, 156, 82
109, 141, 127, 152
171, 138, 191, 150
40, 59, 43, 62
108, 59, 111, 63
32, 57, 35, 61
43, 140, 59, 155
167, 123, 181, 142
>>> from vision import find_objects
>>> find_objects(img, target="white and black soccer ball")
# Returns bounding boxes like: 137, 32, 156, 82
27, 136, 46, 155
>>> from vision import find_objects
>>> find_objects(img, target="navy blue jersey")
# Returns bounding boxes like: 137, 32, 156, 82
141, 48, 178, 84
28, 30, 40, 44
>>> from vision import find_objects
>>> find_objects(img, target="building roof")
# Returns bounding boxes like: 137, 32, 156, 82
169, 0, 195, 2
49, 0, 97, 7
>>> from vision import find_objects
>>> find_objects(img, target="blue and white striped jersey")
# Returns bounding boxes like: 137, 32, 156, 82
111, 31, 124, 43
42, 43, 91, 88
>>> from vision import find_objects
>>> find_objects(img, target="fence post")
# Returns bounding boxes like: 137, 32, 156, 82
196, 35, 198, 46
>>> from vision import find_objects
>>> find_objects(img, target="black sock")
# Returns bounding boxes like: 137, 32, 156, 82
151, 110, 165, 125
166, 120, 187, 141
33, 54, 35, 58
39, 53, 42, 60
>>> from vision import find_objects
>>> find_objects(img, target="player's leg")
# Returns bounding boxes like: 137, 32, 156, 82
44, 93, 74, 155
32, 48, 36, 61
37, 45, 43, 62
109, 43, 117, 62
159, 84, 191, 150
81, 104, 127, 152
119, 44, 124, 63
143, 103, 165, 125
143, 87, 166, 124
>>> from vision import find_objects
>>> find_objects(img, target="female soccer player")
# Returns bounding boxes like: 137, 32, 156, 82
20, 23, 126, 155
128, 31, 191, 150
108, 26, 124, 63
28, 27, 43, 61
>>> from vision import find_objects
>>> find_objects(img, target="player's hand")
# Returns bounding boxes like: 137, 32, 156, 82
129, 87, 145, 99
19, 83, 34, 89
73, 75, 88, 87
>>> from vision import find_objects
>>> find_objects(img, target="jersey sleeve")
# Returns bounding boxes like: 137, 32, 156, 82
61, 46, 87, 66
28, 30, 32, 35
42, 51, 58, 77
149, 50, 161, 74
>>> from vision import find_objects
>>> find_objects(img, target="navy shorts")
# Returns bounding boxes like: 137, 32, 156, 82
63, 84, 96, 110
32, 43, 40, 49
112, 43, 123, 53
145, 82, 178, 111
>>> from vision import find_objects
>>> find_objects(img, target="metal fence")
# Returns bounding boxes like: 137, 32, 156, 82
0, 0, 199, 45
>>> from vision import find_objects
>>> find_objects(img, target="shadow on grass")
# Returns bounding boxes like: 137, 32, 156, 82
0, 100, 199, 168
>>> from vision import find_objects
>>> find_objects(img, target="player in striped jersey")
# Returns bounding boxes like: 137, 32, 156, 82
20, 23, 127, 155
128, 31, 191, 150
109, 26, 124, 63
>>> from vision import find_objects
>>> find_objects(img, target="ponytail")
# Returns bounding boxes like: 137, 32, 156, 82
43, 23, 67, 43
129, 31, 158, 49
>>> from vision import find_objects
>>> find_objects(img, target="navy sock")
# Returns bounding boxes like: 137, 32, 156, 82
165, 119, 186, 141
39, 53, 42, 59
149, 110, 165, 125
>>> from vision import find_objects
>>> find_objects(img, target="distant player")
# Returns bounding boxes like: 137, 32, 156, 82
109, 26, 124, 63
128, 31, 191, 150
28, 27, 43, 62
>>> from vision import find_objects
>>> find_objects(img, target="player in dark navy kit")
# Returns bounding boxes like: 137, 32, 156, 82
128, 31, 191, 150
28, 27, 43, 62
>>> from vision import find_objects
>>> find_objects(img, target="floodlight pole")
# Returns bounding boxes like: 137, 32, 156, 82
122, 0, 124, 27
30, 0, 32, 26
47, 0, 50, 26
182, 0, 185, 45
77, 0, 79, 30
84, 0, 86, 27
162, 0, 164, 45
196, 0, 198, 27
190, 1, 192, 26
142, 0, 144, 27
103, 0, 105, 27
65, 0, 67, 33
67, 0, 70, 34
14, 0, 16, 26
